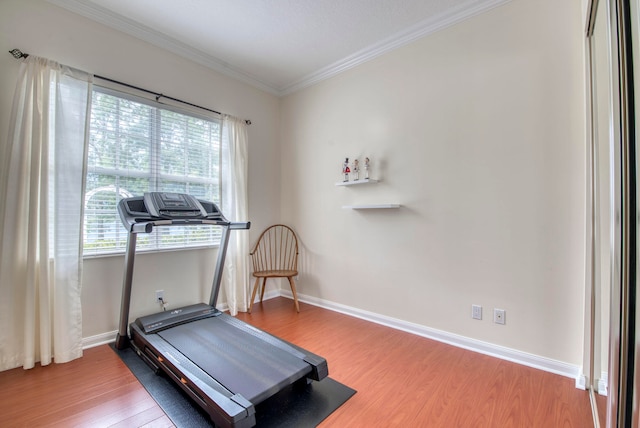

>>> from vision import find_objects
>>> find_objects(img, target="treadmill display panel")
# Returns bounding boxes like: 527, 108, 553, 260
144, 192, 207, 219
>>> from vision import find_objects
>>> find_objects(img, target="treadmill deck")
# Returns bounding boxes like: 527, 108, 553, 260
156, 314, 312, 404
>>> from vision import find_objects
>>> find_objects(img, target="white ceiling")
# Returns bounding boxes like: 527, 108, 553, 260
48, 0, 511, 96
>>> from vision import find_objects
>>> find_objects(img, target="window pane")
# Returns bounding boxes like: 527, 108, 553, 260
84, 87, 221, 256
187, 183, 213, 201
156, 225, 220, 248
119, 176, 152, 197
88, 92, 118, 169
157, 179, 186, 194
119, 99, 152, 171
160, 110, 187, 176
84, 176, 132, 254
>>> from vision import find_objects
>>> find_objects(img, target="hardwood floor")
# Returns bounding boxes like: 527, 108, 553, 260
0, 343, 173, 427
237, 298, 593, 427
0, 297, 593, 427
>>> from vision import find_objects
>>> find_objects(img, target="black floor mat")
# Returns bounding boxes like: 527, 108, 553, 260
110, 343, 356, 427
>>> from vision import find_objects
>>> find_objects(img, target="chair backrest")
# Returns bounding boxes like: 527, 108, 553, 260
250, 224, 298, 273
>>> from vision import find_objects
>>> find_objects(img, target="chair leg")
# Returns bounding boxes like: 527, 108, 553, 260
249, 277, 261, 313
287, 276, 300, 312
259, 278, 267, 302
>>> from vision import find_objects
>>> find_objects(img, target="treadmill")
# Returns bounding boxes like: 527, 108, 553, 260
114, 192, 328, 428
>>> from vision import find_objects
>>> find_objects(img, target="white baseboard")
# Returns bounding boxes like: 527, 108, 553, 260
83, 331, 117, 349
598, 372, 608, 396
83, 290, 583, 388
575, 373, 587, 390
82, 290, 282, 349
249, 289, 281, 305
281, 290, 583, 385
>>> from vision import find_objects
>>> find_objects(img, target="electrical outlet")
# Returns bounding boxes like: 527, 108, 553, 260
471, 304, 482, 320
494, 308, 506, 325
156, 290, 164, 302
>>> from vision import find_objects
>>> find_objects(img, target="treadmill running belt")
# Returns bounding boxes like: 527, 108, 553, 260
157, 315, 312, 405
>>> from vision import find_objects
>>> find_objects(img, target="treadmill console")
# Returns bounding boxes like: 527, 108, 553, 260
144, 192, 207, 219
117, 192, 236, 234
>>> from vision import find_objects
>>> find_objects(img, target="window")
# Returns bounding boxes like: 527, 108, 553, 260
83, 87, 221, 256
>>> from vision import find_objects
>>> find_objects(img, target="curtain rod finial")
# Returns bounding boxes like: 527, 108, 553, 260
9, 49, 28, 59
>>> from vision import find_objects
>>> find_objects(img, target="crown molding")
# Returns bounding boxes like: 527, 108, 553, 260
47, 0, 281, 95
48, 0, 512, 97
280, 0, 513, 95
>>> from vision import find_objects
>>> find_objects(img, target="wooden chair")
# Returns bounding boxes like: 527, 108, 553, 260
249, 224, 300, 313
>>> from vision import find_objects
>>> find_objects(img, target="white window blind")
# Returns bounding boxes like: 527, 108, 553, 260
83, 87, 221, 256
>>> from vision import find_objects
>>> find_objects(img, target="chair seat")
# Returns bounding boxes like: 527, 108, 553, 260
253, 270, 297, 278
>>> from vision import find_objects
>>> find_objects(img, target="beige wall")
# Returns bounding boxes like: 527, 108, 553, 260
280, 0, 586, 364
0, 0, 282, 338
0, 0, 588, 368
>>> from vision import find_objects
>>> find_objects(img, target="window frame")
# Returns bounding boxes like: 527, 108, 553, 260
83, 85, 223, 258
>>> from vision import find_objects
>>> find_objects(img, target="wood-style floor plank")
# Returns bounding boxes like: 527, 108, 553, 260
236, 297, 593, 428
0, 345, 174, 428
0, 297, 593, 427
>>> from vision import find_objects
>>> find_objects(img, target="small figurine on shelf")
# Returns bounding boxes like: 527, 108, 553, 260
352, 158, 360, 180
342, 157, 350, 182
364, 157, 370, 180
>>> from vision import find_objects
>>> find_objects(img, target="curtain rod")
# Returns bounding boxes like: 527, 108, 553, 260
8, 49, 251, 125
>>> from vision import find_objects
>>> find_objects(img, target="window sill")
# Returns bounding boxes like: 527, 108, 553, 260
82, 243, 220, 259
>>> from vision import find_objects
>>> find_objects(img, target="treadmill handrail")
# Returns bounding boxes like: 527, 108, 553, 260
127, 218, 250, 234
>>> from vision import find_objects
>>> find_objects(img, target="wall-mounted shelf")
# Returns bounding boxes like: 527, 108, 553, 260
342, 204, 401, 210
335, 179, 378, 186
336, 178, 395, 210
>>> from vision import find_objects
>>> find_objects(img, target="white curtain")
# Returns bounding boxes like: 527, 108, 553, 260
0, 56, 92, 370
220, 115, 250, 315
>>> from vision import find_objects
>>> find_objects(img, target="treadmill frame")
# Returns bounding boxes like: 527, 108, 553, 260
113, 194, 328, 428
